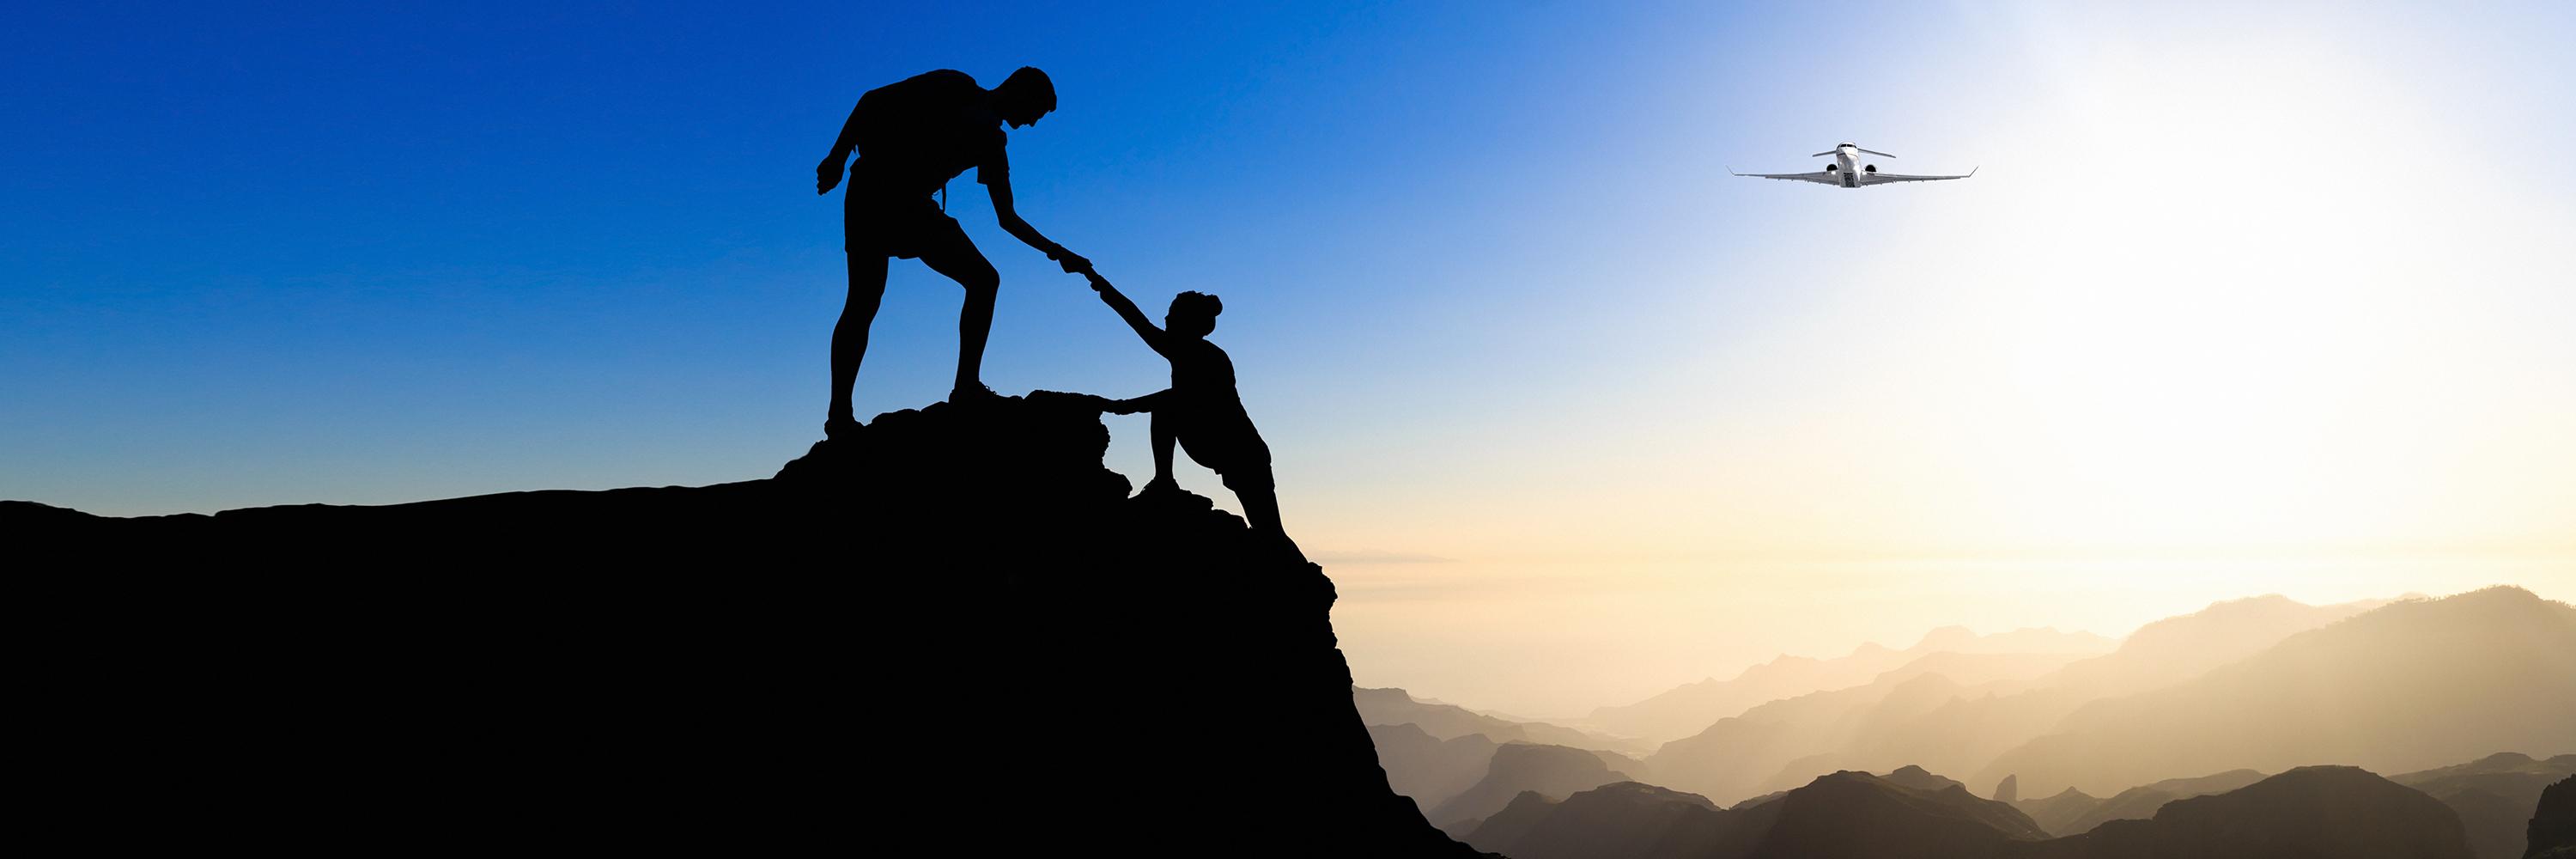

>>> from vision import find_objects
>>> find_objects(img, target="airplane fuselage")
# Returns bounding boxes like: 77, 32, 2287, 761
1732, 142, 1971, 188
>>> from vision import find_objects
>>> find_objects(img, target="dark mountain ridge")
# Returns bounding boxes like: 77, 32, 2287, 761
1472, 765, 2476, 859
2392, 752, 2576, 859
18, 393, 1481, 855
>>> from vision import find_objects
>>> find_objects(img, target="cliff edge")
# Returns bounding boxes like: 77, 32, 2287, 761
21, 393, 1480, 855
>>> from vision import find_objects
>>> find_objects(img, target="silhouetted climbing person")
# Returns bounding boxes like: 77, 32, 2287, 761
815, 67, 1089, 437
1082, 269, 1297, 555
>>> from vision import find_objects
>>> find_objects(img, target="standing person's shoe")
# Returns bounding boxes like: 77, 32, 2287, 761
825, 415, 864, 441
949, 383, 1001, 405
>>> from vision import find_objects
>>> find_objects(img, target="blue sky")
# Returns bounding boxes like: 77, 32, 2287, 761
9, 2, 2573, 711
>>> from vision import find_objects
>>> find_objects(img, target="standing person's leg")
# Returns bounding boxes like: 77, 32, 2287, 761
829, 251, 890, 435
914, 218, 999, 399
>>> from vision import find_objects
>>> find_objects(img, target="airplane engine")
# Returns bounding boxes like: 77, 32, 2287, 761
1825, 164, 1838, 172
1865, 164, 1878, 174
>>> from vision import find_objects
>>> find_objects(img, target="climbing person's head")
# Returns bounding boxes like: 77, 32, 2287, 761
993, 66, 1056, 128
1166, 291, 1221, 338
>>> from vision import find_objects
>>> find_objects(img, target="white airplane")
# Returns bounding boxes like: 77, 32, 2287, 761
1732, 143, 1975, 188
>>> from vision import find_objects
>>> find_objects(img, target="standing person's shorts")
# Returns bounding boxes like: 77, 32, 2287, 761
846, 190, 975, 260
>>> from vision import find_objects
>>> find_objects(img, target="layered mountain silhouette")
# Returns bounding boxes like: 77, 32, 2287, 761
1464, 764, 2477, 859
15, 393, 1482, 855
1978, 587, 2576, 795
1588, 627, 2113, 744
1358, 685, 1648, 755
1371, 722, 1507, 814
1637, 594, 2388, 804
1462, 764, 2049, 859
1647, 654, 2087, 803
1642, 588, 2570, 806
2013, 787, 2105, 836
2392, 752, 2576, 859
2044, 769, 2268, 836
1432, 742, 1637, 833
2013, 766, 2475, 859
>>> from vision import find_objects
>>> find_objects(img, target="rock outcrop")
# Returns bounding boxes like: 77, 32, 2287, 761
18, 393, 1481, 855
2533, 776, 2576, 858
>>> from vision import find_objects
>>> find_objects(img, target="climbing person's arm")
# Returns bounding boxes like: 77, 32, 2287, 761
985, 168, 1091, 274
1084, 270, 1171, 356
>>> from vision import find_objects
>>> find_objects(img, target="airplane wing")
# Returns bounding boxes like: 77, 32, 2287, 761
1730, 168, 1843, 185
1854, 167, 1977, 186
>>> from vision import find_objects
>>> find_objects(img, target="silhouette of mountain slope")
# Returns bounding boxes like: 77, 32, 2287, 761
1458, 765, 2037, 859
2012, 786, 2105, 836
1358, 685, 1647, 754
1431, 742, 1636, 830
2054, 769, 2267, 835
1462, 781, 1737, 859
1371, 722, 1504, 813
1755, 769, 2052, 857
2038, 594, 2395, 695
1637, 592, 2391, 807
2392, 752, 2576, 859
1789, 594, 2396, 796
1978, 588, 2576, 795
2531, 776, 2575, 858
1588, 627, 2112, 744
1649, 659, 2068, 803
1467, 764, 2473, 859
2011, 766, 2476, 859
17, 393, 1482, 855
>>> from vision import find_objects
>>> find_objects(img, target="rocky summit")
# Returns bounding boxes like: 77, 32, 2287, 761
19, 393, 1480, 856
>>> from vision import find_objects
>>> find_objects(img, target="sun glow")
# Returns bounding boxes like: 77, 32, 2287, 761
1660, 23, 2576, 559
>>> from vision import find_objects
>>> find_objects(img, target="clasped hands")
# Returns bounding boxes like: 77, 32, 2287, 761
1048, 245, 1093, 277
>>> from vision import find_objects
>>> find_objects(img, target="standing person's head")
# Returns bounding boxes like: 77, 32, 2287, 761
1165, 291, 1221, 339
993, 67, 1057, 128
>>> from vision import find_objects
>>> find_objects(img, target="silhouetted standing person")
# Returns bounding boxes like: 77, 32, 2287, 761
816, 67, 1089, 436
1082, 269, 1297, 556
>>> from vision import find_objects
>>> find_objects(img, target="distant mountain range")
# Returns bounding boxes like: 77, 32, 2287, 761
1362, 585, 2571, 856
1357, 686, 1650, 756
1584, 626, 2116, 744
1978, 588, 2576, 795
1368, 723, 1503, 816
2017, 769, 2267, 836
1431, 742, 1636, 833
1458, 763, 2482, 859
1637, 588, 2561, 805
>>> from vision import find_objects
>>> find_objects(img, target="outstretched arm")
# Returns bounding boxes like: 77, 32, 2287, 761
1084, 270, 1171, 356
987, 176, 1090, 273
817, 96, 864, 194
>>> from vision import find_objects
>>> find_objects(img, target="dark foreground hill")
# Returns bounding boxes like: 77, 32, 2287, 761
2013, 765, 2475, 859
2393, 752, 2576, 859
2531, 776, 2576, 858
1466, 765, 2473, 859
16, 393, 1482, 856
